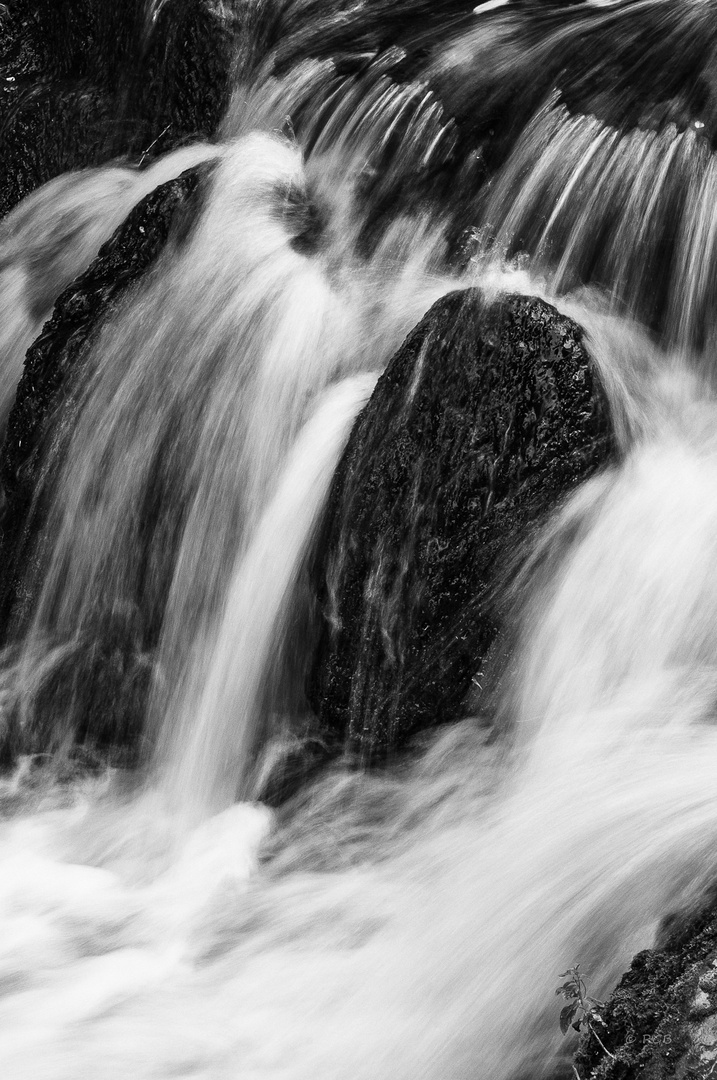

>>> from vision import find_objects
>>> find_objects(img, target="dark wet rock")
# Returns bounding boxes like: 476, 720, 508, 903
126, 0, 238, 161
0, 0, 235, 219
0, 159, 215, 643
308, 288, 615, 760
576, 904, 717, 1079
0, 81, 115, 219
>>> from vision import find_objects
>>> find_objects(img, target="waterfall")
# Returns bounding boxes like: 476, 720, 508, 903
475, 98, 717, 352
1, 130, 452, 765
3, 1, 717, 1078
0, 142, 219, 438
158, 372, 379, 817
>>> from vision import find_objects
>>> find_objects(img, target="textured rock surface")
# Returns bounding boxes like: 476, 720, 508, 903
308, 287, 616, 759
0, 0, 234, 219
576, 904, 717, 1079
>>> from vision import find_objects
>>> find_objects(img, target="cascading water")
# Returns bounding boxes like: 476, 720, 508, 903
475, 97, 717, 351
159, 372, 380, 816
0, 126, 453, 764
0, 142, 220, 438
4, 1, 717, 1077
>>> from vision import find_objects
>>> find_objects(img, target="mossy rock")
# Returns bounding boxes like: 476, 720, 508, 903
576, 902, 717, 1079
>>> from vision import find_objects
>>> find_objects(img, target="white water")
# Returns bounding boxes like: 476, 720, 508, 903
4, 2, 717, 1078
160, 372, 379, 816
5, 390, 717, 1079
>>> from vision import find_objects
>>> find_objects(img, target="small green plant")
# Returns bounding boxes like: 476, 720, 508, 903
556, 965, 615, 1067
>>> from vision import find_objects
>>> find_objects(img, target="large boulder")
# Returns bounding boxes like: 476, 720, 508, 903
307, 287, 615, 760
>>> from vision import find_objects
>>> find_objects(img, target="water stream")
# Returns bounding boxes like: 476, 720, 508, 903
2, 1, 717, 1077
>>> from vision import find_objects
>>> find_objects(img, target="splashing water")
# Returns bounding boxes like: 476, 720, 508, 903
5, 2, 717, 1078
5, 382, 717, 1079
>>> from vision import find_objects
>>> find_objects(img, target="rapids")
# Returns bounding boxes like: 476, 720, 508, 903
2, 1, 717, 1078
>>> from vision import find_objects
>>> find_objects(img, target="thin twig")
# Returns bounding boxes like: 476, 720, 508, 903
138, 124, 171, 166
588, 1021, 616, 1061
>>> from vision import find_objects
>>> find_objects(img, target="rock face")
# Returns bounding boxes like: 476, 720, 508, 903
307, 287, 616, 760
0, 0, 234, 218
576, 903, 717, 1079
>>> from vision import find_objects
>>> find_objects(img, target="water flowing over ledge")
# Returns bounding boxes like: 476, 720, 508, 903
2, 2, 717, 1079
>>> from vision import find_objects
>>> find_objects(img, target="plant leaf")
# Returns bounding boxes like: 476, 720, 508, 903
560, 1004, 578, 1035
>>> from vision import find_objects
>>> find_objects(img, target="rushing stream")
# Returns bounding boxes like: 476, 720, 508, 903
2, 1, 717, 1077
